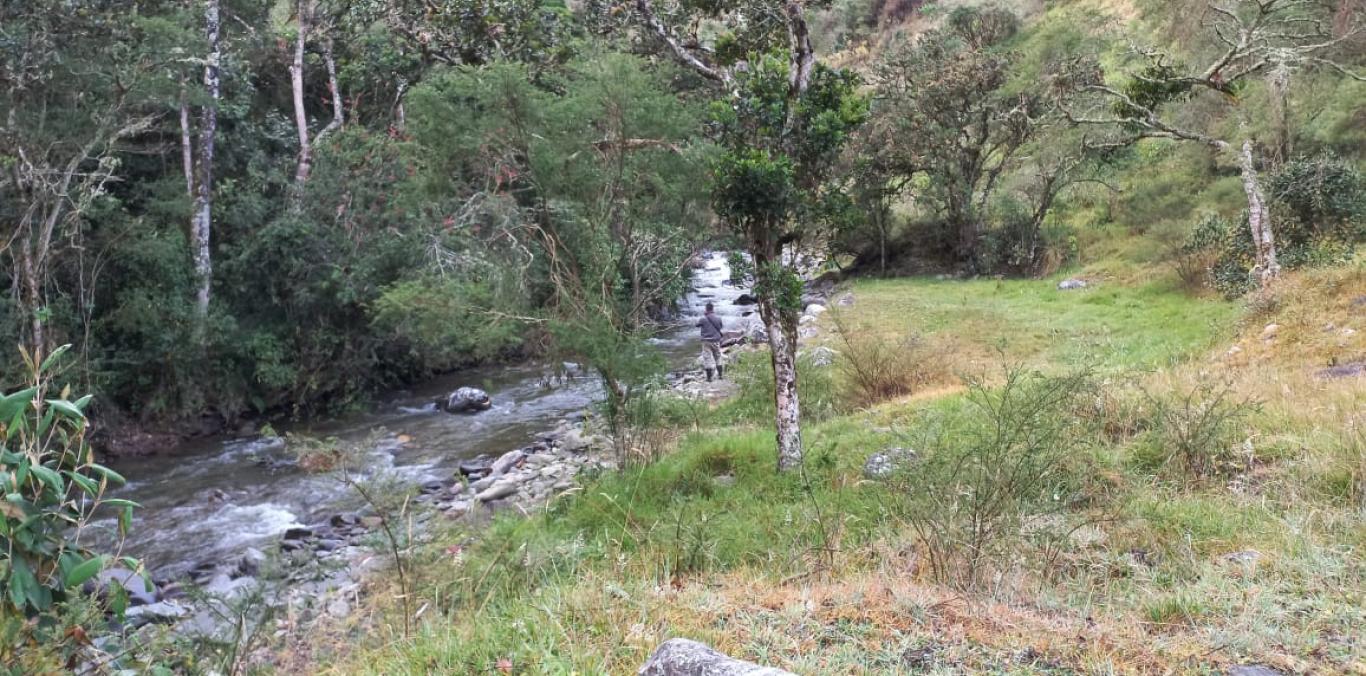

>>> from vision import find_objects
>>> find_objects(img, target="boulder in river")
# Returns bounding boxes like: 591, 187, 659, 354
439, 387, 492, 413
638, 638, 794, 676
733, 293, 758, 306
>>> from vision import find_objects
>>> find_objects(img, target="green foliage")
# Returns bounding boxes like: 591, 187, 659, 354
372, 277, 526, 370
1266, 154, 1366, 265
889, 366, 1097, 588
1136, 380, 1258, 481
1113, 63, 1192, 123
1182, 154, 1365, 298
1, 347, 139, 661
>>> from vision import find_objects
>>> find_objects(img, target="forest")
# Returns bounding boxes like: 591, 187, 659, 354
2, 0, 1364, 673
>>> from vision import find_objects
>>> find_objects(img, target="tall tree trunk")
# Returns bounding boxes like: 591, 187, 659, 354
290, 0, 312, 187
179, 82, 194, 197
1237, 139, 1279, 288
18, 233, 44, 355
753, 244, 803, 471
191, 0, 221, 320
315, 35, 344, 143
1268, 65, 1291, 165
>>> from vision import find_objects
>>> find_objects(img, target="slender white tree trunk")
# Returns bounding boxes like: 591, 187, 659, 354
1237, 139, 1279, 288
755, 264, 803, 471
191, 0, 221, 320
290, 0, 312, 186
316, 35, 344, 142
179, 82, 194, 197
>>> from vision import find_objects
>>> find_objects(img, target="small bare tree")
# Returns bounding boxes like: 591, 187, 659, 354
1062, 0, 1364, 290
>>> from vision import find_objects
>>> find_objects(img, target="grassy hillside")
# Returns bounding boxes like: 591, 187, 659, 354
301, 261, 1363, 674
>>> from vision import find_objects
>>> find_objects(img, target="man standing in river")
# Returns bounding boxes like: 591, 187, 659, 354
698, 302, 725, 382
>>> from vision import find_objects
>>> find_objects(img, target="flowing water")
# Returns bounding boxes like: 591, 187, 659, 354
101, 252, 753, 578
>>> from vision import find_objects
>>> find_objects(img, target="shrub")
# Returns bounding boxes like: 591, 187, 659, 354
829, 311, 941, 407
1140, 379, 1258, 481
1, 346, 140, 665
890, 366, 1096, 589
1181, 155, 1365, 298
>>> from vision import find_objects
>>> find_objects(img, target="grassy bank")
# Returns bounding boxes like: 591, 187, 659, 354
303, 266, 1363, 674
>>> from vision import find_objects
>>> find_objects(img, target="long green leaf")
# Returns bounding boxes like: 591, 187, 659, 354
38, 343, 72, 372
44, 399, 85, 421
88, 464, 127, 486
64, 555, 106, 588
29, 465, 63, 493
0, 387, 37, 426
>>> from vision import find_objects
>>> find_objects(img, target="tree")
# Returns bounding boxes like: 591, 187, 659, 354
289, 0, 346, 190
0, 1, 165, 355
405, 56, 712, 463
870, 6, 1040, 267
1062, 0, 1365, 290
190, 0, 222, 320
629, 0, 868, 471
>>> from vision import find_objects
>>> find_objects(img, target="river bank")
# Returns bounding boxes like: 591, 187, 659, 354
85, 250, 787, 663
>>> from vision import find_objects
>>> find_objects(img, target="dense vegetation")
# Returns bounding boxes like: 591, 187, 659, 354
1, 0, 1363, 672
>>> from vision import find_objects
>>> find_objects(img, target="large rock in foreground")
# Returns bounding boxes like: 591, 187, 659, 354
639, 639, 794, 676
440, 387, 492, 413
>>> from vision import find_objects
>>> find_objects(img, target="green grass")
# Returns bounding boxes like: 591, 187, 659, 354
841, 275, 1239, 372
318, 272, 1364, 675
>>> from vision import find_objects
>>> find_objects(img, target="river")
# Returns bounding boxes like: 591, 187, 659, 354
99, 252, 752, 579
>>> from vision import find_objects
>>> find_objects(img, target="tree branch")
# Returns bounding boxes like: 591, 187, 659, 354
633, 0, 731, 87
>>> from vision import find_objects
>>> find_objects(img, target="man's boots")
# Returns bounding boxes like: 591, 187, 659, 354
705, 368, 715, 382
716, 364, 725, 380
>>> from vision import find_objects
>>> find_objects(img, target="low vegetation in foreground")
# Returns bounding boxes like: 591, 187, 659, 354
298, 265, 1363, 674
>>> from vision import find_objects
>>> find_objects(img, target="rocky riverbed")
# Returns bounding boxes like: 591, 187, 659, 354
95, 250, 845, 664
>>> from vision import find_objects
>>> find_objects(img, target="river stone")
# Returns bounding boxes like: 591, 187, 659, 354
733, 293, 758, 306
489, 449, 526, 477
97, 567, 158, 606
476, 480, 519, 502
1228, 667, 1285, 676
1057, 278, 1087, 290
470, 475, 496, 492
864, 447, 918, 479
282, 526, 314, 542
805, 346, 838, 367
235, 547, 267, 578
125, 600, 189, 627
440, 387, 492, 413
638, 638, 794, 676
458, 454, 495, 478
559, 429, 593, 453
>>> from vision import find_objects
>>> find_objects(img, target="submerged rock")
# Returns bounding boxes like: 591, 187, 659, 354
638, 638, 794, 676
440, 387, 492, 413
